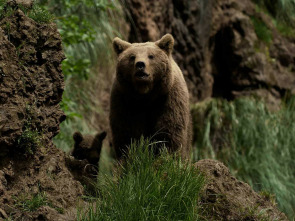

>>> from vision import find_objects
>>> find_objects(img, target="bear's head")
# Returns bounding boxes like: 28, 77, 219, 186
72, 131, 107, 165
113, 34, 175, 95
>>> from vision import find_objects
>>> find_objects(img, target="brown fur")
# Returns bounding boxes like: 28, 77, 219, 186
72, 131, 107, 165
110, 34, 192, 159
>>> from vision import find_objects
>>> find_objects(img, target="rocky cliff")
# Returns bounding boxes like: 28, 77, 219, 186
0, 7, 84, 220
123, 0, 295, 109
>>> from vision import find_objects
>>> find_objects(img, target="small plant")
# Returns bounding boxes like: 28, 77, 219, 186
238, 206, 271, 221
14, 191, 64, 214
259, 190, 277, 206
24, 4, 54, 23
78, 137, 206, 221
14, 192, 48, 212
0, 0, 54, 23
251, 16, 273, 44
17, 126, 42, 155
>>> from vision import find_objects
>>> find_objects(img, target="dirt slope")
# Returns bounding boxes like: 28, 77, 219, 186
196, 159, 288, 220
0, 8, 84, 220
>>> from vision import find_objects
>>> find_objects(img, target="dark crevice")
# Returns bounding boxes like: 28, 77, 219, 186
211, 27, 240, 100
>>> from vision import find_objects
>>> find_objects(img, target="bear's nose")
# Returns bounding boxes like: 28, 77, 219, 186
135, 61, 145, 70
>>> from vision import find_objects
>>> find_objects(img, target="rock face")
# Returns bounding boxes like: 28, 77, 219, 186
195, 159, 288, 220
0, 8, 84, 220
0, 9, 65, 155
123, 0, 295, 108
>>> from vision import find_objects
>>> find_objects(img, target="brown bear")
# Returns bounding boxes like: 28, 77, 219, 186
110, 34, 192, 159
72, 131, 107, 165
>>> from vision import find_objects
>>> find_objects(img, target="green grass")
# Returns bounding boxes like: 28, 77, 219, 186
253, 0, 295, 25
17, 126, 42, 155
77, 137, 205, 221
192, 97, 295, 219
254, 0, 295, 38
25, 4, 54, 23
14, 191, 64, 213
0, 0, 54, 23
251, 16, 273, 44
14, 192, 48, 212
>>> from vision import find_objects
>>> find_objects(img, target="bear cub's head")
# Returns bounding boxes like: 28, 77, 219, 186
113, 34, 174, 95
72, 131, 107, 165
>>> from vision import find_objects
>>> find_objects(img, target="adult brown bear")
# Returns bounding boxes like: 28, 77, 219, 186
110, 34, 191, 159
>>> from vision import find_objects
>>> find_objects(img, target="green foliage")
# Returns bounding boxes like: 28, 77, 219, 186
251, 16, 273, 44
0, 0, 6, 14
35, 0, 123, 151
14, 192, 48, 212
62, 57, 91, 80
192, 97, 295, 219
25, 4, 54, 23
17, 126, 41, 155
0, 0, 54, 23
14, 191, 64, 213
273, 19, 295, 38
78, 138, 205, 221
253, 0, 295, 26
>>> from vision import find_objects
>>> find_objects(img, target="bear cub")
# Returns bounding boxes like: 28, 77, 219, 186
72, 131, 107, 165
110, 34, 192, 159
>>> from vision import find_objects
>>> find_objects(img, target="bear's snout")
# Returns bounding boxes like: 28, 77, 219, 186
135, 61, 145, 70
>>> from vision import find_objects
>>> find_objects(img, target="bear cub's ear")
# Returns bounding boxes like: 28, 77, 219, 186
113, 37, 131, 55
156, 34, 174, 55
96, 131, 107, 141
73, 131, 83, 143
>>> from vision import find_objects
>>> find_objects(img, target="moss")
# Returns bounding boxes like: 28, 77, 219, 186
251, 16, 273, 44
17, 126, 42, 155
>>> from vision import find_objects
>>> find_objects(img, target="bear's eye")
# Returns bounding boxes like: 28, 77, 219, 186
148, 55, 154, 59
130, 55, 136, 61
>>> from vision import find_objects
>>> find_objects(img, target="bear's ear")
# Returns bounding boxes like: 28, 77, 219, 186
113, 37, 131, 55
97, 131, 107, 141
73, 131, 83, 143
156, 34, 174, 55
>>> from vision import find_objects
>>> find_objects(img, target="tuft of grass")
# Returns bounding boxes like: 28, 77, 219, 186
14, 191, 64, 214
254, 1, 295, 38
14, 192, 48, 212
78, 137, 206, 221
253, 0, 295, 25
274, 20, 295, 38
192, 97, 295, 219
251, 16, 273, 44
25, 4, 54, 23
17, 126, 42, 155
